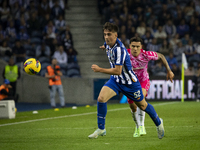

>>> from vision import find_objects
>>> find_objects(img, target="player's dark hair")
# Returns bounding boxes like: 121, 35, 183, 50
51, 57, 57, 62
103, 22, 118, 33
130, 37, 143, 44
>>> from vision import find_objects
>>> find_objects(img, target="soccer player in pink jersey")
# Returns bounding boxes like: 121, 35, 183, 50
128, 37, 174, 137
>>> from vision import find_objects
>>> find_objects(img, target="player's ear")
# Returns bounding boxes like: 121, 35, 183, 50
115, 33, 118, 38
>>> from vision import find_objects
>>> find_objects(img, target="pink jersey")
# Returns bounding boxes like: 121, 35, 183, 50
128, 49, 158, 82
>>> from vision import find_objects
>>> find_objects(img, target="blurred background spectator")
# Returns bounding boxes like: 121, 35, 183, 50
185, 63, 195, 76
55, 15, 67, 35
191, 62, 200, 99
53, 45, 68, 67
152, 60, 166, 76
2, 57, 20, 99
0, 0, 80, 78
158, 39, 173, 57
167, 52, 179, 70
0, 1, 10, 29
35, 41, 51, 61
63, 33, 73, 51
2, 0, 200, 78
146, 38, 161, 52
51, 0, 64, 18
12, 40, 26, 64
0, 40, 12, 61
163, 19, 176, 39
67, 47, 78, 64
97, 0, 200, 76
171, 63, 181, 76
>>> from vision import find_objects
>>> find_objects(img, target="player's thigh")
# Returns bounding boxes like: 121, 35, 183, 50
134, 98, 148, 111
140, 79, 150, 97
98, 86, 117, 103
142, 88, 147, 97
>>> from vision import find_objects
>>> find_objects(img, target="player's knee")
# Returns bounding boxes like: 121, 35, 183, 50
136, 101, 147, 111
129, 103, 137, 112
97, 95, 107, 103
139, 105, 146, 111
139, 103, 148, 111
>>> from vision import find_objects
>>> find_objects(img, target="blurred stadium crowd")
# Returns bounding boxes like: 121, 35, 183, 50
98, 0, 200, 76
0, 0, 80, 78
1, 0, 200, 78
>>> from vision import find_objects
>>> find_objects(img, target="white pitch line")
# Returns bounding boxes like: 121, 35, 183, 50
3, 125, 195, 131
0, 102, 178, 127
37, 125, 194, 130
36, 125, 194, 130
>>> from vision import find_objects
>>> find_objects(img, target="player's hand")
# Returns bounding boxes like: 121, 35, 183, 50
99, 45, 105, 51
8, 85, 12, 88
91, 64, 101, 72
166, 71, 174, 83
51, 75, 56, 78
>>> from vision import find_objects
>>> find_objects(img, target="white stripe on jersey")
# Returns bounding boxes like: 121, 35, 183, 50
119, 74, 126, 84
116, 47, 121, 64
129, 70, 138, 82
121, 66, 130, 84
116, 49, 127, 84
124, 72, 132, 84
115, 75, 119, 83
122, 49, 126, 64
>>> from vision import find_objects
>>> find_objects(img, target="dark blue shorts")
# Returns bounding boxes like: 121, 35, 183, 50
104, 77, 144, 102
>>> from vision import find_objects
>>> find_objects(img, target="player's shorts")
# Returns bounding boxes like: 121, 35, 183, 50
127, 79, 150, 104
104, 77, 144, 102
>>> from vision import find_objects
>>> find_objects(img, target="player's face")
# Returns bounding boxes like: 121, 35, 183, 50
129, 41, 142, 57
52, 59, 57, 65
104, 29, 117, 47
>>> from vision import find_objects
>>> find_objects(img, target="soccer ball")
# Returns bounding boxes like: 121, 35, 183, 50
24, 58, 41, 75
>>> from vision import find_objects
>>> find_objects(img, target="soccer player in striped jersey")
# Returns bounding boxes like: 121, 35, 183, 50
127, 37, 174, 137
88, 22, 165, 139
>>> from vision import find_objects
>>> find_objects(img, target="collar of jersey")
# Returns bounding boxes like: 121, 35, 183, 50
107, 43, 117, 51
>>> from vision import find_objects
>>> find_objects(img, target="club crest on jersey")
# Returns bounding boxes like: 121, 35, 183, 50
107, 50, 115, 63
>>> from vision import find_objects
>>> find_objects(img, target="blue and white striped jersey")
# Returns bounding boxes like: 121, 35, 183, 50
104, 38, 138, 85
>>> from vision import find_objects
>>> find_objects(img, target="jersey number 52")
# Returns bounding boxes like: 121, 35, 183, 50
134, 90, 141, 99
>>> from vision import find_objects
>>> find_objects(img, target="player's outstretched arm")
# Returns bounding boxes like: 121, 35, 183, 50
91, 64, 122, 75
157, 52, 174, 83
99, 45, 105, 50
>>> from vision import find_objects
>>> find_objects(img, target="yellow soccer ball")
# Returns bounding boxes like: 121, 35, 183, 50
24, 58, 41, 75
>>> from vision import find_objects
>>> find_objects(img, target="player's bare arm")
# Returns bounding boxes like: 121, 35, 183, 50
157, 52, 174, 82
99, 45, 105, 50
8, 85, 12, 88
56, 71, 63, 76
45, 73, 56, 79
91, 64, 122, 75
157, 52, 172, 72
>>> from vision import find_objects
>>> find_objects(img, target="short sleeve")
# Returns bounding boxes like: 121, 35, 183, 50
114, 47, 124, 65
142, 50, 158, 61
104, 42, 106, 48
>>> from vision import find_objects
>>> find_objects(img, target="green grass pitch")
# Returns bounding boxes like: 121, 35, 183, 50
0, 101, 200, 150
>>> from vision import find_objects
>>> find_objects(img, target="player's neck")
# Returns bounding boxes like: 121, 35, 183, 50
132, 53, 140, 57
109, 43, 115, 48
109, 38, 117, 48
